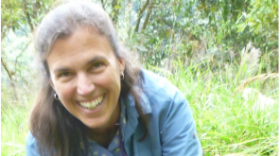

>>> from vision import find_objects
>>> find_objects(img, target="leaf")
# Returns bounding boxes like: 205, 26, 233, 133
136, 45, 148, 52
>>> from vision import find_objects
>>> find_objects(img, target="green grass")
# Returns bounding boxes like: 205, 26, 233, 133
1, 103, 29, 155
1, 61, 278, 156
1, 85, 32, 156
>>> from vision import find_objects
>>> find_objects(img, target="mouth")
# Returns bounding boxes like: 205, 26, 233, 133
79, 94, 105, 109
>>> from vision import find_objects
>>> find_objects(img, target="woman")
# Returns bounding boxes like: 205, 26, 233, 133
26, 1, 202, 155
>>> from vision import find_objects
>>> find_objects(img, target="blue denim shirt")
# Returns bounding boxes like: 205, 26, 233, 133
26, 69, 202, 156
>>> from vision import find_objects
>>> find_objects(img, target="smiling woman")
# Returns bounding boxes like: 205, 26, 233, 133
26, 0, 202, 156
48, 27, 124, 134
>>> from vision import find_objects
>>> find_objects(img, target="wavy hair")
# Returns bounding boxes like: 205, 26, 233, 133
30, 1, 148, 155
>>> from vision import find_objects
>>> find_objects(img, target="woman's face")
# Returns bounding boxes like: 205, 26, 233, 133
47, 28, 125, 131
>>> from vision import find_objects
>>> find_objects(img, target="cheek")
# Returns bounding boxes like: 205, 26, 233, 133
99, 75, 120, 87
55, 84, 75, 102
94, 70, 121, 92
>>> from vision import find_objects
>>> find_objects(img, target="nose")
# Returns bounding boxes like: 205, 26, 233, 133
77, 73, 95, 96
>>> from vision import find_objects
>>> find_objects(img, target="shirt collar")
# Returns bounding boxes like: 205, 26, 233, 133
120, 91, 152, 142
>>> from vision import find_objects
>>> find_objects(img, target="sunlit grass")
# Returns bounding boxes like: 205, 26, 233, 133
1, 85, 32, 156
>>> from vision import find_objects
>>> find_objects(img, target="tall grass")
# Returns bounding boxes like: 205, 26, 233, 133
1, 85, 34, 156
1, 60, 278, 156
1, 105, 28, 155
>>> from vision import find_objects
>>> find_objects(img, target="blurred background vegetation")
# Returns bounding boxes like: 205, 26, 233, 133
1, 0, 278, 155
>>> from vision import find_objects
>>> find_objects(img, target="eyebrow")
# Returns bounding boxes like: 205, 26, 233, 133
53, 68, 70, 74
85, 56, 106, 66
53, 56, 106, 73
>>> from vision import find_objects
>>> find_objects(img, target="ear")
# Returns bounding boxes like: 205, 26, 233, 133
118, 58, 126, 73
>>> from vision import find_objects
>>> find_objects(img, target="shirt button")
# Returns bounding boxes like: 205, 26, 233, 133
193, 133, 196, 138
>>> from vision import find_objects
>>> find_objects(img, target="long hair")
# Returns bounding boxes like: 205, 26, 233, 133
30, 1, 148, 155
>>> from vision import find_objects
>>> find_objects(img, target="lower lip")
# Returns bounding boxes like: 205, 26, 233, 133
78, 94, 106, 115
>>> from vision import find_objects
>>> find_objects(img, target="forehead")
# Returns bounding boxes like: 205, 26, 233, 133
46, 27, 116, 67
52, 27, 111, 53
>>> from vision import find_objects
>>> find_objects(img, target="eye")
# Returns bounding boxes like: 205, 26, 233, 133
58, 72, 71, 77
94, 62, 104, 68
90, 62, 105, 71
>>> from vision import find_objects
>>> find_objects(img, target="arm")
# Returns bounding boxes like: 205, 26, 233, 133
161, 91, 202, 156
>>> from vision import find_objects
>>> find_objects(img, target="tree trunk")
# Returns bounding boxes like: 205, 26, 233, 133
135, 0, 150, 33
141, 0, 154, 32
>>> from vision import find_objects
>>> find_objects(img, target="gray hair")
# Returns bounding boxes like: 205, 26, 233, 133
36, 0, 121, 61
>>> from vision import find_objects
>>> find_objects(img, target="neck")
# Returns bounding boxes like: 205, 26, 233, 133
89, 123, 119, 136
86, 101, 120, 137
86, 117, 119, 148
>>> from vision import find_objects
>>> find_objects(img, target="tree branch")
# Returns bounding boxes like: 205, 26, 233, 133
128, 0, 132, 37
100, 0, 106, 10
111, 0, 121, 25
22, 0, 34, 32
135, 0, 150, 32
1, 57, 14, 82
14, 40, 31, 84
1, 57, 18, 100
141, 0, 154, 32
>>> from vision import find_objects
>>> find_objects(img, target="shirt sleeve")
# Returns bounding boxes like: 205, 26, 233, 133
161, 91, 202, 156
26, 132, 40, 156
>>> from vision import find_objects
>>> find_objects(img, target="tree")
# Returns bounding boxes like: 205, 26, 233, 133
1, 0, 53, 100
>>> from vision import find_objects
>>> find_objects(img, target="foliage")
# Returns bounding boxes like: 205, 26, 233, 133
1, 0, 53, 101
236, 0, 278, 72
1, 0, 54, 39
122, 0, 278, 73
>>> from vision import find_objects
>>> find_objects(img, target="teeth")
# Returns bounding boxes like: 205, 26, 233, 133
80, 96, 103, 109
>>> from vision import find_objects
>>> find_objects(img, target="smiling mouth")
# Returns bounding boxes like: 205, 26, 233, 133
79, 95, 105, 109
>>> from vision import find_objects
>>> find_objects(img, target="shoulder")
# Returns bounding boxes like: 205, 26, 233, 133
26, 131, 40, 155
26, 131, 37, 148
138, 70, 202, 155
140, 69, 190, 124
141, 69, 179, 98
141, 69, 186, 108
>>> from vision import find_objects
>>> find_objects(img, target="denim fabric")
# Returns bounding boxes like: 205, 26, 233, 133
120, 70, 202, 156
